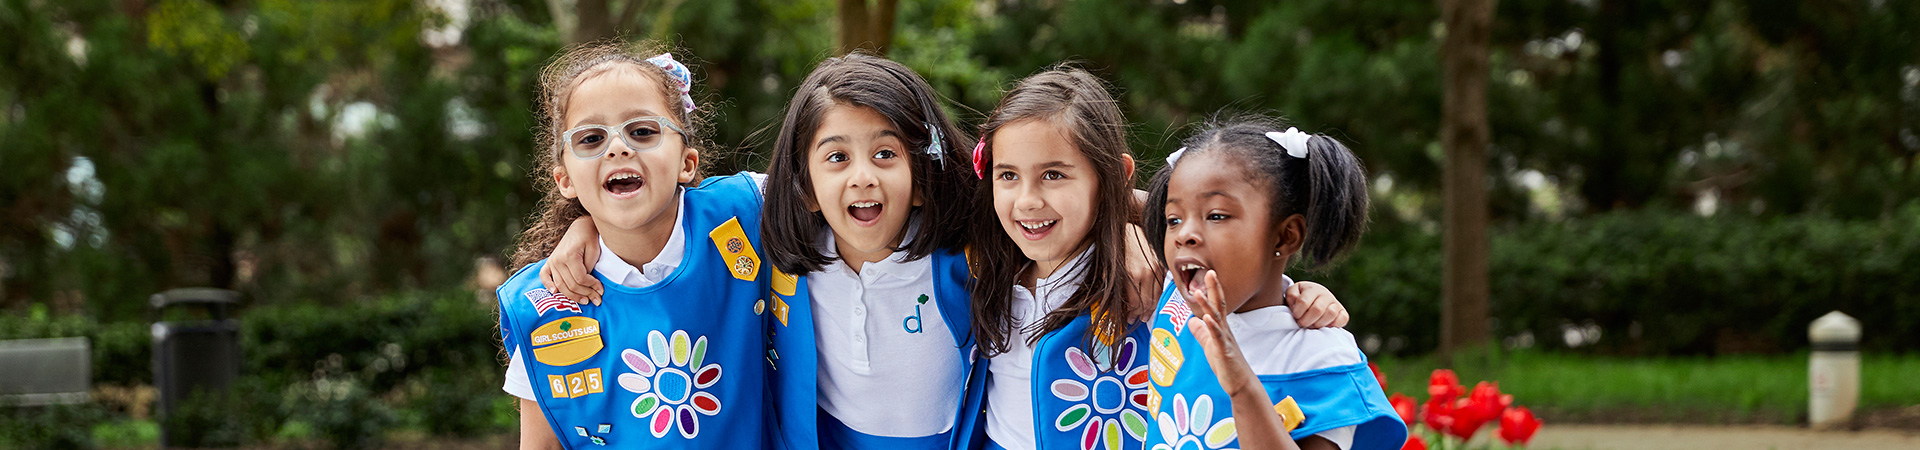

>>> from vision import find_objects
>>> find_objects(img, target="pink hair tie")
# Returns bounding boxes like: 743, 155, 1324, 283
971, 139, 989, 179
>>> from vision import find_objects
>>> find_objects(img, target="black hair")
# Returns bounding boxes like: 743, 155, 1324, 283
968, 67, 1139, 359
1143, 115, 1370, 270
761, 52, 977, 274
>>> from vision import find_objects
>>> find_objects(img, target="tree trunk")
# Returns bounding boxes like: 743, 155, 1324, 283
1439, 0, 1493, 357
836, 0, 897, 55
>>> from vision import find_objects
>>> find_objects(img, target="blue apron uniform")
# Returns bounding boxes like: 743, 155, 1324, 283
1023, 317, 1155, 450
767, 249, 981, 450
498, 173, 773, 449
1140, 283, 1406, 450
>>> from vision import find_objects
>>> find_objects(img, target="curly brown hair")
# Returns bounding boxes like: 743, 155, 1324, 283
508, 38, 715, 271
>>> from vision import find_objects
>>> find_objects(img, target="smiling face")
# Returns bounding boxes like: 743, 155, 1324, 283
553, 64, 699, 243
1161, 151, 1301, 313
989, 119, 1102, 279
805, 104, 921, 265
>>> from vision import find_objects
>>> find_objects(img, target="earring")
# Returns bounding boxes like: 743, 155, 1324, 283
1275, 251, 1283, 257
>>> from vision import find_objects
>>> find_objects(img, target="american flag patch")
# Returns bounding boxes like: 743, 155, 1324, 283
1160, 296, 1192, 334
524, 288, 582, 316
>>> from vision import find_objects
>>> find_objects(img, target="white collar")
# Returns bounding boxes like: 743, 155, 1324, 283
594, 188, 687, 289
816, 217, 927, 279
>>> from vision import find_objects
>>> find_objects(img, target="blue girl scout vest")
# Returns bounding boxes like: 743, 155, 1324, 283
498, 173, 775, 449
765, 249, 982, 450
1023, 316, 1155, 450
1141, 284, 1407, 450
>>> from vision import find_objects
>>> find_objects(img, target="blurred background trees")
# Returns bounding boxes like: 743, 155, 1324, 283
2, 0, 1916, 352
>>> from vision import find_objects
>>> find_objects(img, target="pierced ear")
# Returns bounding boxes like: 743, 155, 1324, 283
1273, 214, 1307, 258
676, 147, 701, 184
554, 165, 579, 199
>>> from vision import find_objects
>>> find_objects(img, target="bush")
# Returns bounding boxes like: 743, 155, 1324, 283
0, 403, 106, 450
1327, 204, 1920, 356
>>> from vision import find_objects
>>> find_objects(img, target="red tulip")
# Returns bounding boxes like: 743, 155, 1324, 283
1499, 406, 1543, 446
1390, 393, 1417, 425
1370, 362, 1388, 390
1461, 381, 1507, 424
1445, 402, 1492, 441
1420, 396, 1454, 434
1427, 369, 1463, 401
1401, 434, 1428, 450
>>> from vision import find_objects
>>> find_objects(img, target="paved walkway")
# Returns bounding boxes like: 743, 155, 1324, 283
1529, 424, 1920, 450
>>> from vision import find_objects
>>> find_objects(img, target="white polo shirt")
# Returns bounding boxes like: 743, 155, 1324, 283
982, 248, 1093, 450
810, 224, 966, 437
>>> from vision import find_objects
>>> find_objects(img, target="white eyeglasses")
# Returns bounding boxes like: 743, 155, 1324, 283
560, 116, 686, 160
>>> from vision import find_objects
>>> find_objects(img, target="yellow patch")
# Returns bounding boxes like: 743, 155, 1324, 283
530, 317, 603, 366
771, 296, 791, 326
708, 217, 760, 281
1147, 386, 1162, 417
1273, 396, 1305, 432
1149, 328, 1184, 387
771, 266, 798, 297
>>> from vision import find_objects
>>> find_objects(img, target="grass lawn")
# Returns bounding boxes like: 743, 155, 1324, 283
1370, 350, 1920, 425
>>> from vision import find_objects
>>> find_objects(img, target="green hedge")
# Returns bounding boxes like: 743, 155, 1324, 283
1328, 204, 1920, 356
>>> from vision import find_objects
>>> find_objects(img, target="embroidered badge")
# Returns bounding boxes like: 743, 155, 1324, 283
1273, 396, 1305, 432
619, 330, 724, 439
526, 288, 583, 316
547, 368, 605, 399
708, 217, 760, 281
572, 424, 613, 445
1158, 296, 1192, 335
530, 317, 603, 366
771, 296, 790, 326
1050, 338, 1151, 449
1148, 329, 1184, 387
1153, 394, 1236, 450
902, 294, 929, 334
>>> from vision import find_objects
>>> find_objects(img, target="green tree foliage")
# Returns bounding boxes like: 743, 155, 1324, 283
1, 0, 1915, 334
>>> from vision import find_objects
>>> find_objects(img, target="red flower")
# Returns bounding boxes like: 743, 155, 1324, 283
1499, 406, 1543, 446
1370, 362, 1388, 390
1390, 393, 1417, 425
1461, 381, 1507, 424
1427, 369, 1463, 401
1420, 396, 1454, 434
1401, 434, 1428, 450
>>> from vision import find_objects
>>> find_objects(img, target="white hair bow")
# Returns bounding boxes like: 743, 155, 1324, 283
1265, 127, 1311, 159
1165, 147, 1188, 166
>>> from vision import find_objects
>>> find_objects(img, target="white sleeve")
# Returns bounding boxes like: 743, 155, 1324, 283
746, 171, 768, 194
503, 349, 536, 401
1313, 425, 1357, 450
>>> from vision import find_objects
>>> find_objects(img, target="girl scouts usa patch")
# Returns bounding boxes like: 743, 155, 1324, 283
531, 316, 604, 366
707, 217, 759, 281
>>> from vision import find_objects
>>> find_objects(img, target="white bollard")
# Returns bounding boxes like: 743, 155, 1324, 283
1808, 311, 1861, 429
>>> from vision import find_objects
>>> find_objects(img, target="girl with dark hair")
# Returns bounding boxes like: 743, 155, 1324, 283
966, 71, 1352, 450
1141, 117, 1407, 450
540, 52, 981, 450
494, 40, 777, 449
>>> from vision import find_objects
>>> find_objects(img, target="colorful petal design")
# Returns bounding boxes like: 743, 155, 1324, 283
1053, 379, 1090, 402
1080, 417, 1102, 450
631, 393, 660, 417
650, 407, 674, 437
618, 372, 650, 394
1204, 418, 1236, 448
670, 330, 691, 366
677, 404, 698, 438
690, 391, 721, 415
623, 348, 655, 377
1056, 404, 1092, 431
694, 364, 722, 388
624, 330, 725, 440
648, 331, 670, 368
1103, 419, 1122, 450
690, 336, 708, 369
1120, 410, 1148, 440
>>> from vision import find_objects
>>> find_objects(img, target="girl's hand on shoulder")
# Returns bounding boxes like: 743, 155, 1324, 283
1186, 270, 1260, 396
1285, 281, 1349, 329
1125, 223, 1164, 322
541, 216, 603, 305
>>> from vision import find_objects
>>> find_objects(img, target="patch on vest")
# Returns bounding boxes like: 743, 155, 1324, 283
708, 217, 760, 281
526, 288, 582, 316
1149, 328, 1184, 387
531, 316, 604, 366
771, 266, 798, 297
619, 330, 725, 439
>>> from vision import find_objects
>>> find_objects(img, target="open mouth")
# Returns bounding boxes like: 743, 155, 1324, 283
1016, 219, 1057, 239
1173, 260, 1209, 290
848, 201, 882, 224
604, 171, 644, 196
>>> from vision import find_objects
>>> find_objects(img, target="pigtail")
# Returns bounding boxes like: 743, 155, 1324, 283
1297, 135, 1370, 270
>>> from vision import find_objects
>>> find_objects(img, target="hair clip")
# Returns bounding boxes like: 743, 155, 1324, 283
925, 123, 946, 169
971, 139, 989, 179
1165, 147, 1188, 166
1265, 128, 1311, 159
645, 53, 697, 114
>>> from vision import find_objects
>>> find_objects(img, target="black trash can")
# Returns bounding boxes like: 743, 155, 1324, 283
150, 288, 241, 448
